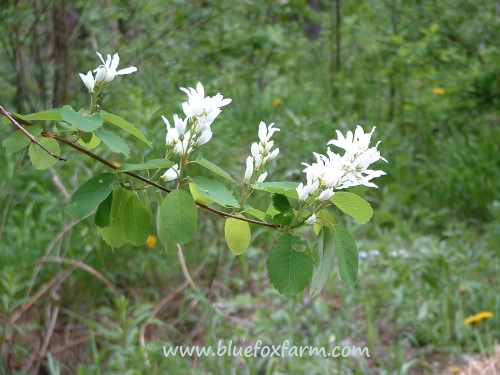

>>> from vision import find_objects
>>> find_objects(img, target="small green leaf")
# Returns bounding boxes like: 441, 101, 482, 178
118, 159, 174, 172
272, 194, 292, 213
224, 218, 251, 255
159, 189, 198, 245
189, 183, 215, 205
60, 105, 103, 132
242, 205, 271, 222
95, 192, 113, 227
17, 109, 63, 121
330, 192, 373, 224
194, 158, 235, 182
95, 129, 130, 157
266, 233, 313, 296
123, 194, 151, 246
251, 181, 299, 199
310, 228, 336, 296
101, 111, 152, 148
67, 173, 116, 219
191, 176, 239, 208
28, 138, 60, 170
97, 187, 132, 248
314, 209, 336, 235
3, 125, 42, 153
333, 224, 358, 289
77, 132, 101, 149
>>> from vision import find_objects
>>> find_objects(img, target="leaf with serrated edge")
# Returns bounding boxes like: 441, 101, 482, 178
60, 105, 103, 132
3, 125, 42, 153
224, 218, 251, 255
101, 111, 152, 148
67, 173, 116, 219
333, 224, 358, 289
266, 233, 313, 296
123, 194, 151, 246
95, 129, 130, 157
28, 138, 60, 170
159, 189, 198, 245
118, 159, 174, 172
310, 228, 336, 296
194, 158, 235, 182
98, 187, 132, 248
330, 192, 373, 224
191, 176, 239, 208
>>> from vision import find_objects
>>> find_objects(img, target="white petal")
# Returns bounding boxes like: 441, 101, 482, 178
116, 66, 137, 75
305, 214, 317, 225
110, 53, 120, 70
96, 51, 106, 65
257, 172, 268, 182
244, 156, 253, 182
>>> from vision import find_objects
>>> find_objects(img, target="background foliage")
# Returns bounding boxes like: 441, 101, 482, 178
1, 0, 499, 373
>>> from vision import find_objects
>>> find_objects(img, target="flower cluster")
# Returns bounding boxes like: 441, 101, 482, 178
79, 52, 137, 92
244, 122, 280, 183
297, 125, 387, 202
161, 83, 231, 182
162, 82, 231, 158
463, 311, 494, 325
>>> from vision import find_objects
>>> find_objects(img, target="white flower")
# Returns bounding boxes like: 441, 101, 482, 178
197, 129, 213, 146
180, 82, 231, 119
257, 172, 268, 182
305, 214, 317, 225
79, 71, 95, 92
173, 114, 187, 136
94, 52, 137, 84
162, 115, 180, 147
244, 156, 253, 183
296, 183, 309, 201
318, 188, 334, 201
258, 122, 280, 143
161, 164, 179, 181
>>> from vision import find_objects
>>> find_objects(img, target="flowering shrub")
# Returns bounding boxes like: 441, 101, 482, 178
1, 52, 387, 296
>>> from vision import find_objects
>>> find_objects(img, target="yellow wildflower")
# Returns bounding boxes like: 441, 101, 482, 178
273, 98, 282, 107
432, 87, 445, 95
146, 235, 157, 248
464, 311, 494, 325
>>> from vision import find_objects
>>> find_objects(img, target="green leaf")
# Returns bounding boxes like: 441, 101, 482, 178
272, 193, 292, 213
95, 192, 113, 228
95, 129, 130, 157
310, 228, 336, 296
224, 217, 251, 255
101, 111, 152, 148
251, 181, 299, 199
60, 105, 103, 132
122, 194, 151, 246
189, 183, 215, 205
159, 189, 198, 245
242, 205, 271, 222
67, 173, 116, 219
97, 187, 132, 248
266, 233, 313, 296
3, 125, 42, 153
28, 138, 60, 170
191, 176, 239, 208
330, 192, 373, 224
77, 132, 101, 149
18, 109, 63, 121
118, 159, 174, 172
333, 224, 358, 289
194, 158, 235, 182
314, 209, 336, 235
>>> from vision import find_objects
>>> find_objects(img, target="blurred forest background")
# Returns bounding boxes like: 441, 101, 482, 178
1, 0, 499, 374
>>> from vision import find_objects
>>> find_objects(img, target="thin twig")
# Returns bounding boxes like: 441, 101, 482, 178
139, 260, 207, 367
9, 275, 62, 325
43, 131, 280, 229
0, 105, 66, 161
30, 305, 60, 374
177, 244, 197, 290
38, 257, 119, 295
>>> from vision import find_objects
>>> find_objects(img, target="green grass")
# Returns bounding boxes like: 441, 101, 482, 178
1, 0, 499, 373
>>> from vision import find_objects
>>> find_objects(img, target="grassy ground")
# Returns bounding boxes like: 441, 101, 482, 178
1, 1, 499, 374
